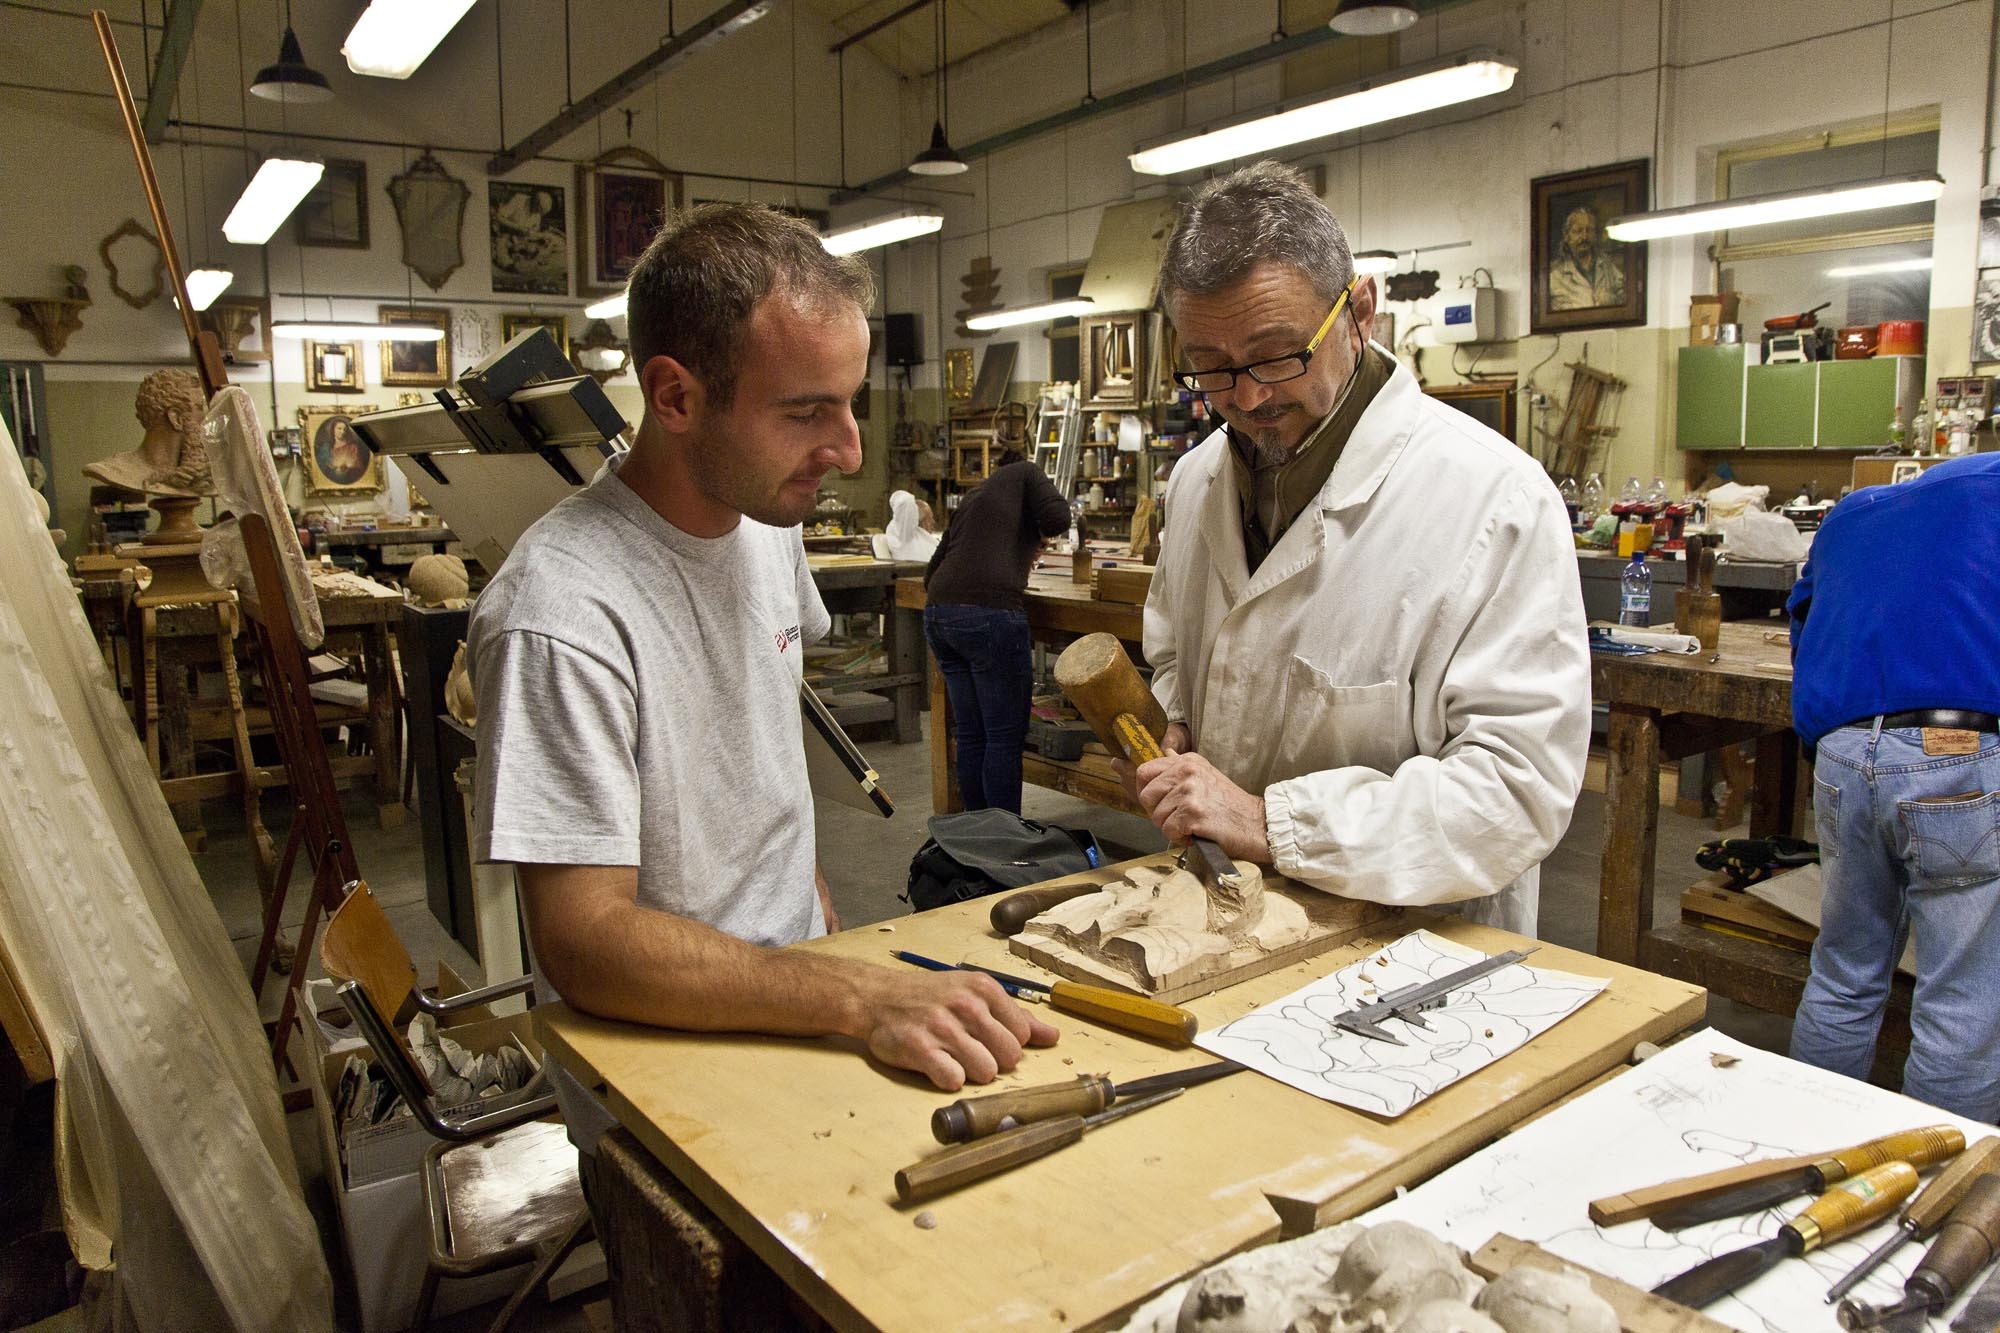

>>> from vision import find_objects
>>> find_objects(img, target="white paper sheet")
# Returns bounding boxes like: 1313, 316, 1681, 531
1360, 1031, 1992, 1332
1194, 930, 1609, 1117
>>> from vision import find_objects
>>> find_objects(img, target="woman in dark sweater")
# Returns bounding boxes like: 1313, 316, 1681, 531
922, 450, 1072, 813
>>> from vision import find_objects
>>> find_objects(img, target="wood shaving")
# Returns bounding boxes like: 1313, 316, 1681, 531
877, 925, 895, 932
913, 1210, 938, 1230
813, 1129, 832, 1139
1710, 1052, 1740, 1067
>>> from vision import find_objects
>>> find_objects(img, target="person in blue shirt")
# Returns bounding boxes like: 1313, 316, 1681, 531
1786, 452, 2000, 1120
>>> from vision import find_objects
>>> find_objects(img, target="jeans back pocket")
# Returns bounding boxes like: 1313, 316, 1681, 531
1899, 791, 2000, 889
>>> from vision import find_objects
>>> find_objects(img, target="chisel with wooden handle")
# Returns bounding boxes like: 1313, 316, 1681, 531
895, 1088, 1181, 1203
1653, 1162, 1920, 1310
930, 1060, 1245, 1143
1837, 1173, 2000, 1332
1653, 1125, 1965, 1229
1827, 1136, 2000, 1304
891, 951, 1200, 1045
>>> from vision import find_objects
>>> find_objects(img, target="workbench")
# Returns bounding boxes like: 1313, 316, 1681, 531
896, 569, 1145, 815
808, 557, 928, 744
311, 522, 457, 578
537, 854, 1704, 1333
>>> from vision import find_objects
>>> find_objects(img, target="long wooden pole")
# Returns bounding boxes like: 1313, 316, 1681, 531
93, 8, 228, 395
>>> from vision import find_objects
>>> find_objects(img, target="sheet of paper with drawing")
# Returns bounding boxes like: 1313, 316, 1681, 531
1357, 1031, 1995, 1331
1195, 929, 1609, 1117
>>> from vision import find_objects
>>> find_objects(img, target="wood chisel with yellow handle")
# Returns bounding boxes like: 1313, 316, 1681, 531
1826, 1136, 2000, 1304
891, 951, 1200, 1045
1653, 1125, 1965, 1229
1652, 1162, 1920, 1309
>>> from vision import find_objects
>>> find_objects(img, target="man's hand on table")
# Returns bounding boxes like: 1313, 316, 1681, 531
856, 969, 1059, 1092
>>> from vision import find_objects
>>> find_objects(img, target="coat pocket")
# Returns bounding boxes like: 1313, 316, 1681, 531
1271, 659, 1410, 778
1898, 790, 2000, 890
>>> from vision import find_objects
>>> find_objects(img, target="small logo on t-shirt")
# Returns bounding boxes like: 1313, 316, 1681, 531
775, 624, 801, 652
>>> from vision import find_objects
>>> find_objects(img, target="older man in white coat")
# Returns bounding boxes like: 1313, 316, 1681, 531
1128, 162, 1590, 935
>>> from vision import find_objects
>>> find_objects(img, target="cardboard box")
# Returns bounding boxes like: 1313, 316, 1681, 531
1689, 293, 1741, 346
315, 1004, 550, 1331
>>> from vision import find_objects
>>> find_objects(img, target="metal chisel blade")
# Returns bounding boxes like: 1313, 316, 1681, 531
1952, 1262, 2000, 1332
1653, 1236, 1791, 1309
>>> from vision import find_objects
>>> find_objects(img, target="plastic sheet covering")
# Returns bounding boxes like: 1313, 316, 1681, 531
0, 417, 332, 1330
198, 386, 324, 649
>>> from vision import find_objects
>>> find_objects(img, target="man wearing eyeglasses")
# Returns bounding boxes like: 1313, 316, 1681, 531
1127, 161, 1590, 934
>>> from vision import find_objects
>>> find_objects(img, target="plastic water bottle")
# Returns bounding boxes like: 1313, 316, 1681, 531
1619, 552, 1652, 626
1558, 476, 1580, 525
1581, 473, 1606, 523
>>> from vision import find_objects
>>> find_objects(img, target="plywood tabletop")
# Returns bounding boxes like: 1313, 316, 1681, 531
538, 856, 1704, 1333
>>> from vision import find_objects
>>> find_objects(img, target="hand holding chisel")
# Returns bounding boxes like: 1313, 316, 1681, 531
892, 951, 1199, 1045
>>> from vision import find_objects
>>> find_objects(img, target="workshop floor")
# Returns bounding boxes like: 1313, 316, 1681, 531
31, 719, 1789, 1333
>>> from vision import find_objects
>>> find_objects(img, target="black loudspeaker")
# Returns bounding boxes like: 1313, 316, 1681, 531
884, 312, 922, 367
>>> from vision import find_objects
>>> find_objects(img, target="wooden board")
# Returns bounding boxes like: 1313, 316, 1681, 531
1090, 565, 1153, 605
1471, 1234, 1733, 1333
1010, 871, 1394, 1004
1680, 877, 1816, 953
535, 857, 1706, 1333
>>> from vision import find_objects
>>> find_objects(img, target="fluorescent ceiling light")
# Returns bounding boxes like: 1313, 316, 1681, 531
343, 0, 477, 79
822, 210, 944, 255
1353, 249, 1400, 275
180, 269, 235, 311
964, 298, 1096, 331
1604, 173, 1945, 242
221, 157, 325, 244
1825, 256, 1934, 278
1130, 51, 1517, 176
584, 294, 627, 320
270, 322, 446, 341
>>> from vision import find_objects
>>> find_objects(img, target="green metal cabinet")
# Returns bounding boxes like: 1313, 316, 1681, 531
1676, 346, 1745, 450
1744, 363, 1818, 449
1818, 358, 1916, 449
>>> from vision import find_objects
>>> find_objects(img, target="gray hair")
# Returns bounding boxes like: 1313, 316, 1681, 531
1159, 161, 1353, 307
626, 202, 875, 406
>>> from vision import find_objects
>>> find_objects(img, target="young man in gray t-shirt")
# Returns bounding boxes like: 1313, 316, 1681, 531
469, 204, 1056, 1152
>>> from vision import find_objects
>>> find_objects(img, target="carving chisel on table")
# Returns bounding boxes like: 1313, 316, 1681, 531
1827, 1137, 2000, 1303
1330, 947, 1538, 1044
1949, 1256, 2000, 1333
1653, 1125, 1965, 1230
1835, 1174, 2000, 1333
930, 1060, 1245, 1143
890, 951, 1199, 1045
895, 1087, 1182, 1203
1653, 1162, 1919, 1310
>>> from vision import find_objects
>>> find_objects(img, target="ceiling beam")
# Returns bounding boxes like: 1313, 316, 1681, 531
828, 0, 930, 55
488, 0, 771, 175
140, 0, 202, 143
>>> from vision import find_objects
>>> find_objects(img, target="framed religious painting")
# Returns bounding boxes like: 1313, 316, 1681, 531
377, 304, 452, 388
299, 405, 385, 495
576, 147, 680, 297
1530, 160, 1649, 334
488, 180, 569, 296
304, 340, 363, 393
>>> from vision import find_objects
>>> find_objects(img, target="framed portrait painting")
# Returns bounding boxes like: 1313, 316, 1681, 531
1530, 160, 1649, 334
304, 340, 362, 393
577, 147, 680, 297
378, 304, 452, 387
294, 158, 369, 249
488, 180, 569, 296
299, 405, 384, 495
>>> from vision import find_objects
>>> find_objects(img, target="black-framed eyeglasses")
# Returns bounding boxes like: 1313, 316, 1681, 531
1171, 277, 1358, 394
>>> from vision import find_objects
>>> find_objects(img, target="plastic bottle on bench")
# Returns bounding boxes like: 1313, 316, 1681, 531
1619, 551, 1652, 626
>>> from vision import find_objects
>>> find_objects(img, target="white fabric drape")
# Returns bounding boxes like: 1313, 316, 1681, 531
0, 416, 331, 1330
884, 489, 938, 562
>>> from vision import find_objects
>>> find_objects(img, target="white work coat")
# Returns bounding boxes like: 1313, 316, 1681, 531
1144, 354, 1590, 935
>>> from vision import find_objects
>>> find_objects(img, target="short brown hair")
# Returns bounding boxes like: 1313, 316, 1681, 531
626, 202, 874, 406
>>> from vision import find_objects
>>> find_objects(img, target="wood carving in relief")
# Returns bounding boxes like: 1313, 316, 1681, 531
7, 266, 91, 356
956, 255, 1001, 338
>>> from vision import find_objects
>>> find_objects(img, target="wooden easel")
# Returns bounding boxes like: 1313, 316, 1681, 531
94, 13, 366, 1091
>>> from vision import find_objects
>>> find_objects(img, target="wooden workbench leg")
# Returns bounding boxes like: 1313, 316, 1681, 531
1597, 703, 1660, 965
885, 599, 924, 745
929, 659, 962, 814
1749, 728, 1801, 839
363, 626, 405, 829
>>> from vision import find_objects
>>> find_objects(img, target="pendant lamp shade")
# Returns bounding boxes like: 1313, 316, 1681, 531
1330, 1, 1420, 35
251, 26, 333, 103
910, 120, 969, 176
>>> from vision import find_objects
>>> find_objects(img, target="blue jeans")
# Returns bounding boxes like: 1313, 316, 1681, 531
1790, 721, 2000, 1120
924, 604, 1033, 814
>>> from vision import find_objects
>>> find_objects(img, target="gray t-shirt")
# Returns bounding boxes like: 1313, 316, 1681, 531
467, 457, 830, 1143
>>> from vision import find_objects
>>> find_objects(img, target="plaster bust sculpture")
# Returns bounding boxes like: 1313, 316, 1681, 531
83, 370, 212, 499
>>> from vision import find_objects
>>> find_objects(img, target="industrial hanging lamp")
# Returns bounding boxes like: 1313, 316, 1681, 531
250, 3, 332, 103
1329, 1, 1420, 36
909, 1, 968, 176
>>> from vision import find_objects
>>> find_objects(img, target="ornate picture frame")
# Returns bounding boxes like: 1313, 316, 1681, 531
944, 347, 974, 401
377, 304, 452, 388
388, 151, 469, 291
1530, 160, 1649, 334
1081, 312, 1146, 408
577, 146, 680, 297
294, 158, 369, 249
501, 311, 567, 350
304, 340, 363, 393
299, 405, 385, 495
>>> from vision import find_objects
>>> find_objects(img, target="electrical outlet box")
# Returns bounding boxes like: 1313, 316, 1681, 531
1437, 288, 1495, 344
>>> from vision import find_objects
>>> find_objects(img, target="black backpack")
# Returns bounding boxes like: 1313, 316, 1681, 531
903, 809, 1101, 913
